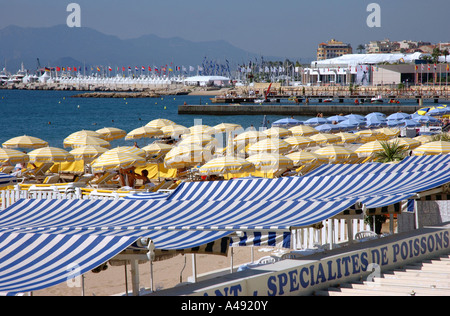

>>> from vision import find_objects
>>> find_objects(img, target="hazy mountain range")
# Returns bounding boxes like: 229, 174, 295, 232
0, 25, 306, 74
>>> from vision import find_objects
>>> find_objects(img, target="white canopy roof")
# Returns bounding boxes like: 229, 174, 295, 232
312, 52, 426, 67
184, 75, 230, 83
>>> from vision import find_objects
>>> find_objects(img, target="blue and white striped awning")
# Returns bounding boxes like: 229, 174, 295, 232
168, 170, 450, 208
400, 155, 450, 165
0, 197, 355, 294
0, 198, 357, 232
0, 231, 138, 295
306, 160, 450, 177
0, 172, 17, 187
122, 192, 171, 200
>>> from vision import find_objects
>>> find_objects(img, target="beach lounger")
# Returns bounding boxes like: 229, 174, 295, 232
167, 180, 182, 190
72, 174, 94, 186
0, 166, 14, 174
89, 172, 119, 189
42, 174, 60, 184
148, 179, 168, 192
21, 163, 55, 181
158, 180, 174, 190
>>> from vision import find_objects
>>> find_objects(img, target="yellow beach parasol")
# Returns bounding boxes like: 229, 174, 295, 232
125, 126, 163, 140
164, 144, 212, 169
309, 133, 340, 145
335, 132, 360, 144
285, 151, 328, 166
63, 135, 111, 149
95, 127, 127, 141
3, 135, 48, 149
413, 141, 450, 155
263, 127, 292, 138
314, 145, 358, 163
246, 153, 294, 174
0, 148, 29, 164
198, 156, 254, 175
188, 125, 215, 135
414, 135, 434, 145
354, 140, 385, 157
142, 143, 174, 158
178, 134, 218, 147
69, 145, 108, 162
107, 146, 147, 158
355, 130, 387, 142
66, 130, 105, 140
235, 131, 267, 142
388, 138, 421, 150
28, 147, 74, 163
160, 125, 190, 138
145, 118, 176, 129
91, 151, 146, 172
289, 125, 318, 136
375, 128, 400, 139
247, 138, 291, 155
283, 136, 316, 150
213, 123, 242, 133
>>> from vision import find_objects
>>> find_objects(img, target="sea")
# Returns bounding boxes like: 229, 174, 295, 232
0, 89, 442, 149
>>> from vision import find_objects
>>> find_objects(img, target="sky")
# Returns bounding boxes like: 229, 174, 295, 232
1, 0, 449, 60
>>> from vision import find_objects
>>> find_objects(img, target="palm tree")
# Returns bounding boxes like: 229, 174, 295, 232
368, 140, 407, 234
357, 44, 365, 54
373, 140, 408, 163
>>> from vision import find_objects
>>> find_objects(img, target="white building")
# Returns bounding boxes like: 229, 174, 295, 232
184, 76, 231, 87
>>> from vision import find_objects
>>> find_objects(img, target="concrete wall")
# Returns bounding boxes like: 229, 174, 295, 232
179, 104, 422, 116
398, 200, 450, 233
149, 225, 450, 296
373, 68, 402, 86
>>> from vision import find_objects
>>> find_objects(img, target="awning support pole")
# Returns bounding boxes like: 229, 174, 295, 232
150, 257, 154, 292
191, 254, 197, 283
130, 259, 140, 296
230, 247, 234, 273
347, 219, 354, 244
124, 261, 128, 296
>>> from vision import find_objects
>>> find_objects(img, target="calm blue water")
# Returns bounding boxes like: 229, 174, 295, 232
0, 90, 309, 149
0, 90, 440, 149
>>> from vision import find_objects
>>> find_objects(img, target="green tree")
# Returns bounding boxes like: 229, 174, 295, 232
432, 47, 442, 64
357, 44, 365, 54
373, 140, 407, 163
366, 140, 407, 234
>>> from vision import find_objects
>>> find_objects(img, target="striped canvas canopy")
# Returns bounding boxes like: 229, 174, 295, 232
306, 161, 450, 178
307, 155, 450, 177
168, 170, 450, 209
0, 197, 356, 294
400, 154, 450, 165
0, 172, 17, 187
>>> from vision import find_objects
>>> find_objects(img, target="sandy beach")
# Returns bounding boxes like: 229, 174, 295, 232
34, 246, 270, 296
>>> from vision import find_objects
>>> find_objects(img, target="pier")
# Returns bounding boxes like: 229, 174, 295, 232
178, 104, 424, 117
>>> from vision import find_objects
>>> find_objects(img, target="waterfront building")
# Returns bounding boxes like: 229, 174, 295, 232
317, 39, 353, 61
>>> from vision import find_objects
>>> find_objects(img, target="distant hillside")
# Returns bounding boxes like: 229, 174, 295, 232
0, 25, 289, 73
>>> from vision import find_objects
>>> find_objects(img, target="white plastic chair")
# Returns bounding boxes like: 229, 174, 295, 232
354, 230, 379, 240
256, 256, 280, 265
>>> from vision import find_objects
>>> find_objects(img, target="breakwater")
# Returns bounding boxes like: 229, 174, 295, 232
178, 104, 423, 116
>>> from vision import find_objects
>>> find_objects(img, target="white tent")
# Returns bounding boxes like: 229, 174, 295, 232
184, 75, 230, 87
312, 52, 426, 68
